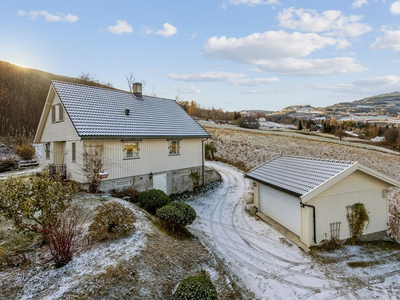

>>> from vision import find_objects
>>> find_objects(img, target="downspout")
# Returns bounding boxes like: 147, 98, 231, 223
202, 138, 208, 186
301, 202, 317, 245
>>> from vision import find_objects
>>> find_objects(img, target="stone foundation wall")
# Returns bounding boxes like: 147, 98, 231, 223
81, 166, 221, 195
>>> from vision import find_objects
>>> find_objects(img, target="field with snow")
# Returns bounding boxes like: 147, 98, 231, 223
206, 127, 400, 182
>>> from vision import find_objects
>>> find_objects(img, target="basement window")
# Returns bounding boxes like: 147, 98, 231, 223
123, 142, 139, 159
168, 140, 180, 155
330, 222, 341, 239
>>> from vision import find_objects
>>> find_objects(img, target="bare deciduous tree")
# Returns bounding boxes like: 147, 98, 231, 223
126, 72, 136, 93
82, 146, 104, 194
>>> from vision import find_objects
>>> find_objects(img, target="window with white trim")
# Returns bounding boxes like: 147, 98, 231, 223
72, 142, 76, 162
123, 142, 139, 159
168, 140, 180, 155
45, 142, 51, 159
52, 104, 64, 123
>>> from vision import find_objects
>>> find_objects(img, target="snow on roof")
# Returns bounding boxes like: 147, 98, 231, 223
51, 81, 210, 139
245, 156, 356, 197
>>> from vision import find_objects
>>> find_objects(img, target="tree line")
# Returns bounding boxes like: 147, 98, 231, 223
0, 61, 114, 140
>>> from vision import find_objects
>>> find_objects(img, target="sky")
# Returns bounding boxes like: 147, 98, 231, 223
1, 0, 400, 111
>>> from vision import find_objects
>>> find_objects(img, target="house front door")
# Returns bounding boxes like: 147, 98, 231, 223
53, 141, 66, 165
153, 173, 167, 194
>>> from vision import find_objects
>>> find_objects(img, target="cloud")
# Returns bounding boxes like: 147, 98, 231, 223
204, 30, 338, 63
227, 0, 279, 6
276, 7, 371, 37
256, 57, 367, 76
166, 71, 246, 82
171, 84, 201, 93
370, 30, 400, 51
390, 1, 400, 14
353, 75, 400, 86
203, 30, 364, 76
228, 77, 279, 86
166, 71, 279, 86
392, 59, 399, 63
352, 0, 368, 9
105, 20, 134, 35
154, 23, 177, 37
17, 10, 78, 22
303, 75, 400, 95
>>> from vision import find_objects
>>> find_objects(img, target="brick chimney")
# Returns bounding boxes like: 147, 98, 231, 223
132, 83, 142, 98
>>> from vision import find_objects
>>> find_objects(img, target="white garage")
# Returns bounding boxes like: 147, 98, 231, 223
259, 184, 301, 236
246, 156, 400, 247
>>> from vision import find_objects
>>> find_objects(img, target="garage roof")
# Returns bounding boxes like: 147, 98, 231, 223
45, 81, 210, 139
245, 156, 356, 198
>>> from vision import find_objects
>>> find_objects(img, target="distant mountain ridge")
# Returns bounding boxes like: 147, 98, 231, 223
325, 92, 400, 115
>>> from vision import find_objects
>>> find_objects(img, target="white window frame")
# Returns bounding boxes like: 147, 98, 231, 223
71, 142, 76, 163
45, 142, 51, 160
123, 142, 139, 159
168, 140, 180, 156
52, 104, 64, 123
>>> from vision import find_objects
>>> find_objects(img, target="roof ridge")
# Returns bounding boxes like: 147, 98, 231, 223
51, 80, 132, 95
282, 155, 355, 164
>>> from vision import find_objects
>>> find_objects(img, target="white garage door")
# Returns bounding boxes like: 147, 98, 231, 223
260, 184, 301, 236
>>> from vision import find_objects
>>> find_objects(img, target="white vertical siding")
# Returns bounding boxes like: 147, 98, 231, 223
302, 170, 391, 247
65, 141, 84, 182
300, 206, 312, 246
253, 182, 260, 208
79, 138, 203, 182
259, 185, 301, 236
40, 94, 80, 142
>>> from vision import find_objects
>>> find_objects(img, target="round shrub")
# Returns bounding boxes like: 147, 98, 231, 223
89, 202, 135, 240
14, 143, 36, 160
139, 189, 171, 213
173, 269, 218, 300
156, 202, 196, 230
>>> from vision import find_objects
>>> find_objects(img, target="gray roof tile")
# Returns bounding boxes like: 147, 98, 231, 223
245, 156, 356, 197
51, 81, 210, 139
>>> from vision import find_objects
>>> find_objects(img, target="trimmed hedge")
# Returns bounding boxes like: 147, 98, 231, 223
156, 202, 196, 230
173, 269, 218, 300
139, 189, 171, 213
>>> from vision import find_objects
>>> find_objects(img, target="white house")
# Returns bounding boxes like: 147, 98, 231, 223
245, 156, 400, 247
34, 81, 214, 194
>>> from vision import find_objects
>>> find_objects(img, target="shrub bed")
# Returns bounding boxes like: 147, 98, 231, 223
139, 189, 171, 213
156, 202, 196, 231
110, 187, 140, 203
173, 269, 218, 300
14, 143, 35, 160
89, 202, 136, 240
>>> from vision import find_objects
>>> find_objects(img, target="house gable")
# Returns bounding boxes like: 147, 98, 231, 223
301, 163, 400, 202
316, 170, 392, 197
34, 86, 80, 143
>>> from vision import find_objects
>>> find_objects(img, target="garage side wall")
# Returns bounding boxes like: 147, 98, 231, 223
306, 170, 391, 246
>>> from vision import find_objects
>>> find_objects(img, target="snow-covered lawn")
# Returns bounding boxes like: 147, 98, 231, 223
189, 161, 400, 299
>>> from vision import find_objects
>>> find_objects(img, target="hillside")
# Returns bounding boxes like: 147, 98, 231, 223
325, 92, 400, 115
0, 61, 115, 140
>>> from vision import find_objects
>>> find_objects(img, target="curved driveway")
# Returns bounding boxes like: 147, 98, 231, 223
189, 161, 382, 300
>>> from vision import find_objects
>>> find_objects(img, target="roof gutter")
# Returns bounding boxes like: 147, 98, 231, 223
301, 202, 316, 244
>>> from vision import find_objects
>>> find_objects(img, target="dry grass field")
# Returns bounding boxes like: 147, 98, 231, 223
206, 127, 400, 182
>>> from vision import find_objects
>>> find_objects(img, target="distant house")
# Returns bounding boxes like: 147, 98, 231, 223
245, 156, 400, 247
34, 81, 215, 194
258, 118, 266, 122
